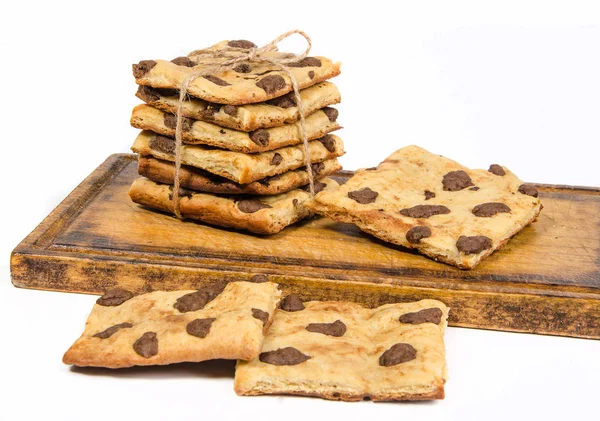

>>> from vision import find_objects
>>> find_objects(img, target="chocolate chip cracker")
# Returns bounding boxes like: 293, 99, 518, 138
136, 81, 341, 132
307, 145, 543, 269
63, 282, 281, 368
130, 104, 341, 153
131, 130, 345, 184
138, 156, 342, 196
133, 40, 341, 105
128, 177, 340, 235
234, 299, 448, 401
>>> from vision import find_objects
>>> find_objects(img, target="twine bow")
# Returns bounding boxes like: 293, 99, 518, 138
172, 29, 316, 219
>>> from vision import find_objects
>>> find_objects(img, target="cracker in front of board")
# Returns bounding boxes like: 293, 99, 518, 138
63, 281, 281, 368
234, 299, 448, 401
131, 130, 345, 184
130, 104, 341, 153
133, 40, 341, 105
136, 81, 341, 132
307, 145, 543, 269
128, 177, 340, 235
138, 156, 342, 196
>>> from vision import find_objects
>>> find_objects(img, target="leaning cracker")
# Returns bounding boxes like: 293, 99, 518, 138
307, 145, 543, 269
128, 177, 340, 235
136, 81, 341, 132
235, 299, 448, 401
133, 40, 341, 105
63, 281, 281, 368
130, 104, 341, 153
138, 156, 342, 196
131, 130, 345, 184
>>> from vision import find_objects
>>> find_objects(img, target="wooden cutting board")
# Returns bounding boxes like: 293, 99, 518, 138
11, 154, 600, 339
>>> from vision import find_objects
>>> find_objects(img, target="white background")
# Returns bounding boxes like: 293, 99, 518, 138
1, 1, 599, 420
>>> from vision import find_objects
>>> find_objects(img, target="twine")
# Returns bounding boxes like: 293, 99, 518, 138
172, 30, 316, 219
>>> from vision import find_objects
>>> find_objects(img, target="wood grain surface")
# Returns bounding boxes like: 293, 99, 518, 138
11, 154, 600, 339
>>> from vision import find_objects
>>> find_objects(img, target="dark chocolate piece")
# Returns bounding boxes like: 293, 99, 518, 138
251, 308, 269, 326
472, 202, 511, 217
456, 235, 493, 254
203, 75, 231, 86
379, 343, 417, 366
400, 205, 451, 218
305, 320, 346, 337
399, 308, 443, 325
250, 129, 270, 146
133, 332, 158, 358
488, 164, 506, 176
442, 170, 474, 191
518, 184, 539, 198
186, 318, 216, 338
259, 347, 311, 366
270, 153, 282, 166
406, 226, 432, 244
237, 199, 272, 213
348, 187, 378, 204
256, 75, 286, 94
280, 294, 304, 312
228, 40, 256, 49
132, 60, 157, 78
96, 289, 134, 307
93, 322, 133, 339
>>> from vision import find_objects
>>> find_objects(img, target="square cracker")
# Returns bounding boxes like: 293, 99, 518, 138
131, 130, 344, 184
136, 81, 341, 132
63, 281, 281, 368
133, 40, 341, 105
137, 156, 342, 196
234, 299, 448, 401
307, 145, 543, 269
130, 103, 341, 153
128, 176, 340, 235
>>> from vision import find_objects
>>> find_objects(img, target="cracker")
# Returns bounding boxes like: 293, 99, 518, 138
63, 281, 281, 368
234, 299, 448, 401
138, 156, 342, 196
128, 177, 340, 235
133, 40, 341, 105
130, 104, 340, 153
307, 145, 543, 269
131, 130, 344, 184
136, 81, 341, 132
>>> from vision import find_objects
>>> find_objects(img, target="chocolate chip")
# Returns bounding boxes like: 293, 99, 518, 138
237, 199, 272, 213
470, 187, 480, 191
133, 332, 158, 358
313, 181, 327, 193
149, 135, 176, 155
250, 129, 270, 146
136, 85, 160, 102
259, 347, 311, 366
442, 170, 474, 191
305, 320, 346, 337
249, 274, 269, 283
288, 57, 322, 68
399, 308, 443, 325
488, 164, 506, 176
186, 318, 216, 338
270, 153, 282, 166
406, 226, 432, 244
266, 92, 296, 108
379, 343, 417, 366
456, 235, 493, 254
199, 103, 220, 120
167, 187, 194, 201
252, 308, 269, 326
174, 284, 225, 313
280, 294, 304, 312
233, 63, 251, 73
203, 75, 231, 86
308, 70, 315, 79
316, 136, 335, 154
223, 105, 238, 116
348, 187, 378, 204
163, 113, 193, 131
400, 204, 450, 218
171, 56, 195, 67
93, 322, 133, 339
96, 288, 134, 306
472, 202, 511, 217
228, 40, 256, 49
132, 60, 157, 78
310, 162, 325, 175
519, 184, 539, 198
424, 190, 436, 200
256, 75, 286, 94
322, 107, 338, 122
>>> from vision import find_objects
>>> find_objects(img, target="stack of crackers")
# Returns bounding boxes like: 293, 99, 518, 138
128, 39, 344, 234
64, 281, 449, 402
